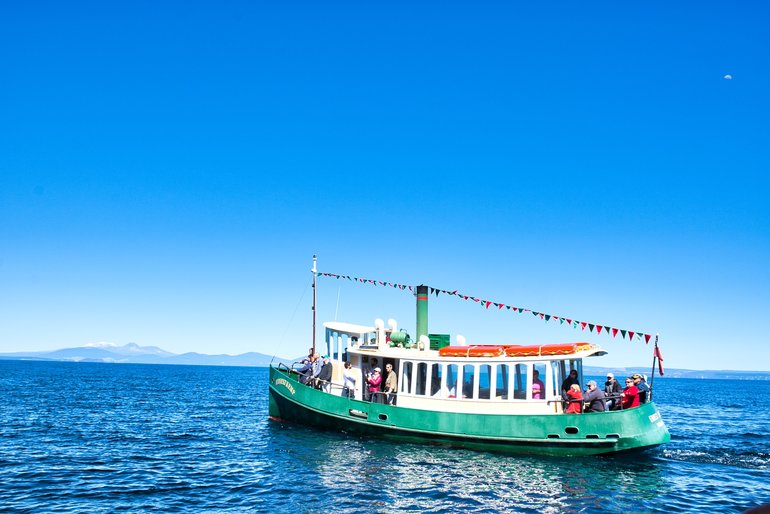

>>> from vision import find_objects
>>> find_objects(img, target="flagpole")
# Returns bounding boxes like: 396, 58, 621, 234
312, 255, 317, 356
649, 334, 659, 401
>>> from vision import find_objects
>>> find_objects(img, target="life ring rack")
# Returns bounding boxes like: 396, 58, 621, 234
438, 342, 595, 358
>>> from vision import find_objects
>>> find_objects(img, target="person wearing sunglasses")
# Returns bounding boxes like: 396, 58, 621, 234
621, 376, 640, 409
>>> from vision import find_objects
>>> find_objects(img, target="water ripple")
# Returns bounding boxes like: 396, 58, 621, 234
2, 362, 770, 513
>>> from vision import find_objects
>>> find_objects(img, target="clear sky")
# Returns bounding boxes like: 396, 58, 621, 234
1, 1, 768, 370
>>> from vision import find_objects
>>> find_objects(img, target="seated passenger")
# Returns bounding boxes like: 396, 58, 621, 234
565, 384, 583, 414
633, 373, 650, 403
561, 369, 579, 397
583, 380, 606, 412
621, 377, 640, 409
604, 373, 622, 410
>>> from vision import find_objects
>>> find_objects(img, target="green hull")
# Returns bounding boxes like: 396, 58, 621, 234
269, 366, 670, 457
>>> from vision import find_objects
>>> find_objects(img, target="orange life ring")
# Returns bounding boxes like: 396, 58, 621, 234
505, 342, 594, 357
438, 345, 506, 357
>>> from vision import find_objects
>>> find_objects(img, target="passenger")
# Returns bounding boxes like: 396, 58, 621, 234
561, 369, 579, 397
310, 353, 322, 388
363, 358, 378, 401
296, 358, 312, 385
341, 361, 356, 398
621, 377, 640, 409
565, 384, 583, 414
604, 373, 622, 410
561, 369, 579, 409
383, 363, 397, 405
633, 373, 650, 403
367, 367, 382, 403
318, 355, 333, 393
532, 370, 545, 400
583, 380, 606, 412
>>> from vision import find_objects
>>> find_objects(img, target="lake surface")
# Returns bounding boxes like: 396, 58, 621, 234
1, 360, 768, 513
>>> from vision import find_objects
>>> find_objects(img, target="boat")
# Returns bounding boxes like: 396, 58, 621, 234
268, 258, 670, 456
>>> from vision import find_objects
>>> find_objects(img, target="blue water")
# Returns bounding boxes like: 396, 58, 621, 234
1, 361, 768, 513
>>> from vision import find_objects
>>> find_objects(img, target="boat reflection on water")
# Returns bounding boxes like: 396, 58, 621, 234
267, 419, 666, 512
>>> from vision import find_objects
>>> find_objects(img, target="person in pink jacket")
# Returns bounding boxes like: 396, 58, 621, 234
367, 367, 382, 403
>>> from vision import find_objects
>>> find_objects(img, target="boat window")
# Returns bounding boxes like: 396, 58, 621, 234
416, 362, 428, 396
532, 363, 547, 400
555, 359, 583, 394
513, 363, 527, 400
495, 364, 509, 399
447, 364, 459, 398
430, 363, 442, 397
401, 361, 413, 394
461, 364, 476, 399
478, 364, 491, 400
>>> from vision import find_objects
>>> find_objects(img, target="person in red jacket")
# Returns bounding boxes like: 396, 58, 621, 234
565, 384, 583, 414
621, 377, 641, 409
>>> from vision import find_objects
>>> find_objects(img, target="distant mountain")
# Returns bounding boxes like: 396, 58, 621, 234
0, 343, 292, 367
2, 344, 768, 378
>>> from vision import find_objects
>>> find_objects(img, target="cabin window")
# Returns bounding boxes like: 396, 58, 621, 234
513, 363, 527, 400
430, 363, 443, 397
555, 359, 582, 394
400, 361, 412, 394
415, 362, 428, 396
447, 364, 459, 398
478, 364, 491, 399
461, 364, 476, 399
495, 364, 509, 399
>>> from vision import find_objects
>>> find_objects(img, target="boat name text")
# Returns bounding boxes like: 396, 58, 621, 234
276, 378, 296, 395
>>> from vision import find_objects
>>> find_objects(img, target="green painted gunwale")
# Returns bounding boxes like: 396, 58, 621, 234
268, 365, 670, 457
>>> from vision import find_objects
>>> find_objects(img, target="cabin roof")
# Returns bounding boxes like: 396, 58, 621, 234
323, 321, 377, 335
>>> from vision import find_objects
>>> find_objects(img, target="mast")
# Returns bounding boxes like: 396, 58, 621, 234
312, 255, 317, 355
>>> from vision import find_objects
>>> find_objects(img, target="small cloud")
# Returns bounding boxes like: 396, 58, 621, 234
723, 74, 733, 80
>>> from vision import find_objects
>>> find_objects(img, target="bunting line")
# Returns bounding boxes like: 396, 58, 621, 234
317, 271, 654, 344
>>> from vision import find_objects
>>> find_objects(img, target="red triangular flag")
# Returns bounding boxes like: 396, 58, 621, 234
612, 328, 618, 337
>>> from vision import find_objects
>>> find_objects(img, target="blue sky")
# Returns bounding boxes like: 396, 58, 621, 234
1, 1, 768, 370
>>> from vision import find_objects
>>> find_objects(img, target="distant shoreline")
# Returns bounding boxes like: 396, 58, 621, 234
1, 355, 769, 379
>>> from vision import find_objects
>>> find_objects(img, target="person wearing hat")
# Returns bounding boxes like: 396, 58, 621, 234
583, 380, 606, 412
604, 372, 622, 410
621, 376, 641, 409
362, 357, 378, 401
367, 367, 382, 403
632, 373, 650, 403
